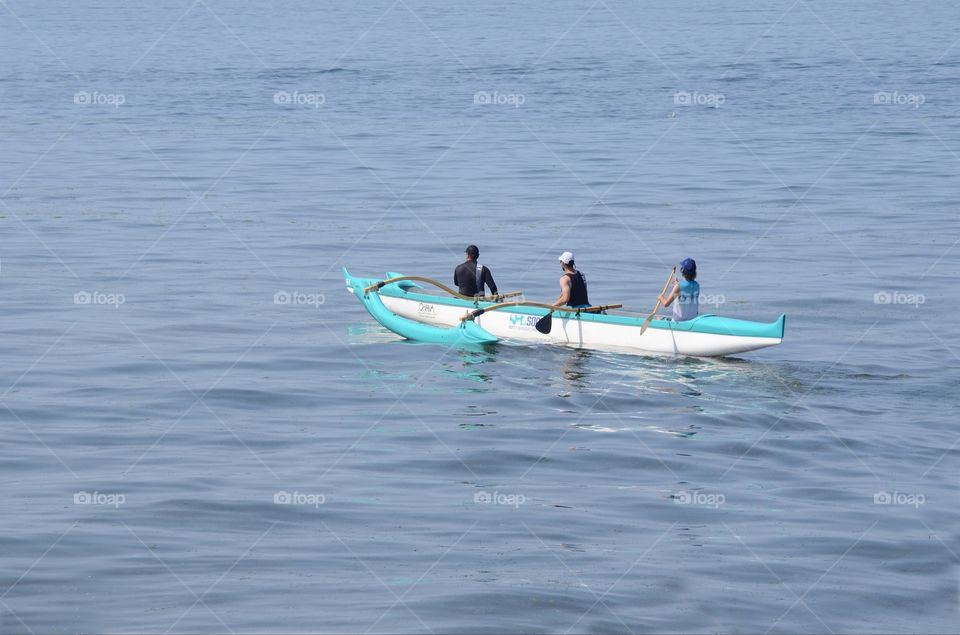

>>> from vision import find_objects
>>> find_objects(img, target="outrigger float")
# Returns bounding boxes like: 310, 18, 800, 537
344, 268, 785, 357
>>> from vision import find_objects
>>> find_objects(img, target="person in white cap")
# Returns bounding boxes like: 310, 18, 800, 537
553, 251, 590, 308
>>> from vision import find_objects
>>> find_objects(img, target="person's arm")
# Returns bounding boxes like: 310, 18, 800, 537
659, 282, 680, 307
554, 275, 571, 306
454, 265, 460, 286
484, 267, 498, 295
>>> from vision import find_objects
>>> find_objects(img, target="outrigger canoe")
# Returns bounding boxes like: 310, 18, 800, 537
344, 268, 785, 357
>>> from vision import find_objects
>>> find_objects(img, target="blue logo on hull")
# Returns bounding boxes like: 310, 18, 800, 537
508, 314, 539, 328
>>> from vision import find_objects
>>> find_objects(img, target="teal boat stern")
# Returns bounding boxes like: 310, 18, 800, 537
664, 312, 787, 339
774, 313, 786, 339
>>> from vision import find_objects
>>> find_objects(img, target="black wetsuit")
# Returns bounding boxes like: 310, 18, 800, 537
564, 271, 589, 307
454, 261, 498, 297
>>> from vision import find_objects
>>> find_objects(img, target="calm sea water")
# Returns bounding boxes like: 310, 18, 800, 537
1, 0, 958, 632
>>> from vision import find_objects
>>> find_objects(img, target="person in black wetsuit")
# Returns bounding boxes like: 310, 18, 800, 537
554, 251, 590, 307
454, 245, 498, 298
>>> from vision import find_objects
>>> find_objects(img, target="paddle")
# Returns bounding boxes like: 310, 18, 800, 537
363, 275, 523, 303
537, 304, 625, 333
534, 309, 556, 334
639, 266, 677, 336
460, 301, 622, 340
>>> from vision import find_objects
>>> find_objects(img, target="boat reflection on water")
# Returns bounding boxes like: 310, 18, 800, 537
542, 346, 805, 429
346, 322, 406, 345
442, 350, 497, 386
349, 318, 801, 418
560, 349, 593, 387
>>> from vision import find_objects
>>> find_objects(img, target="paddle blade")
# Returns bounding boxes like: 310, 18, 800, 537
638, 314, 654, 336
535, 312, 553, 334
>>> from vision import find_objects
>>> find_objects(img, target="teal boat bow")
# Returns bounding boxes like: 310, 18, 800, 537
344, 268, 498, 345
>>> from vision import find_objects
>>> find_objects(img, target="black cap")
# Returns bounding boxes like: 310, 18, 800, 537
465, 245, 479, 259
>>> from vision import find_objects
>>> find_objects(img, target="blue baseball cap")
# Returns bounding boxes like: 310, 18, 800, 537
680, 258, 696, 275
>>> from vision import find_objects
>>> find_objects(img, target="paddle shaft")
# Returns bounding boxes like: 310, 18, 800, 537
639, 267, 676, 335
363, 275, 523, 303
462, 302, 623, 321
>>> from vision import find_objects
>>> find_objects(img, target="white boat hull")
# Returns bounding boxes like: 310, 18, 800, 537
380, 295, 781, 357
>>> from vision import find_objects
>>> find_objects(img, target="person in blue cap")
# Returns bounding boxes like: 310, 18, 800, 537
659, 258, 700, 321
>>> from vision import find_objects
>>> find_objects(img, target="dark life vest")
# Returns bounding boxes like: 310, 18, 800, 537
565, 271, 589, 307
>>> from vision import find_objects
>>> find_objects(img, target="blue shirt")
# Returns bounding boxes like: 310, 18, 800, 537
673, 279, 700, 321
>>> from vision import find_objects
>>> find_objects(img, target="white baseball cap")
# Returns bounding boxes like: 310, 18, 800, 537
558, 251, 575, 264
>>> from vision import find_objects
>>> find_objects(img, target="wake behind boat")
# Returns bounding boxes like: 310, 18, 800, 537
345, 269, 786, 357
